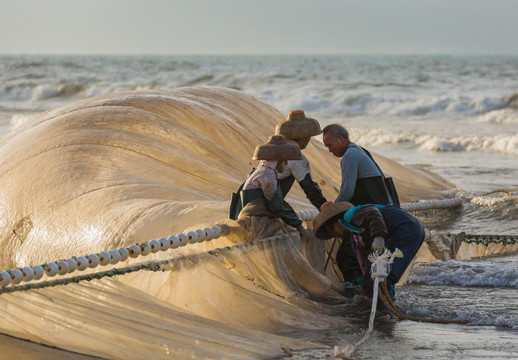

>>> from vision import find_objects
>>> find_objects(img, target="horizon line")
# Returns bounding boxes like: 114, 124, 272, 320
2, 52, 518, 57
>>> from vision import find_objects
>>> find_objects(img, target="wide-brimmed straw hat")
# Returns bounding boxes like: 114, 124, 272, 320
275, 110, 322, 139
313, 201, 354, 239
252, 135, 303, 161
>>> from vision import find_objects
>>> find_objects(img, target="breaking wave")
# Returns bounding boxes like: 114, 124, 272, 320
352, 128, 518, 156
408, 259, 518, 287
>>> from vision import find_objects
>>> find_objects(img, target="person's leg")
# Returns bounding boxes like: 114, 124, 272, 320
336, 233, 363, 284
385, 220, 425, 295
355, 245, 374, 298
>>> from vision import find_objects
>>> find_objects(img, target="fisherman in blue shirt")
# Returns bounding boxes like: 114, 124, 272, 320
313, 201, 424, 301
321, 124, 397, 286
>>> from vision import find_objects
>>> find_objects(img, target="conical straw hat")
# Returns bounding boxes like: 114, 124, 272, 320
313, 201, 354, 239
275, 110, 322, 139
252, 135, 303, 161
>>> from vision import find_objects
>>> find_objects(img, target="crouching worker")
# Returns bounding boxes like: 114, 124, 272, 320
238, 135, 305, 236
313, 202, 424, 301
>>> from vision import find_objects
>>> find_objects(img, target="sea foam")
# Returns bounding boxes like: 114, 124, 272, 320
408, 259, 518, 288
352, 128, 518, 156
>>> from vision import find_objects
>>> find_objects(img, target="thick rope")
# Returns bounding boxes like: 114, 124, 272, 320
334, 276, 381, 359
459, 233, 518, 245
0, 232, 291, 295
0, 225, 225, 288
332, 249, 402, 359
0, 198, 469, 289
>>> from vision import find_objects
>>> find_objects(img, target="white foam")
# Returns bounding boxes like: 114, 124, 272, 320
268, 89, 511, 117
351, 128, 518, 156
10, 114, 36, 129
478, 109, 518, 124
408, 260, 518, 288
31, 84, 60, 101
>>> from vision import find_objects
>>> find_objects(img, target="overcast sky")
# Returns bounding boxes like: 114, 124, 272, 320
1, 0, 517, 55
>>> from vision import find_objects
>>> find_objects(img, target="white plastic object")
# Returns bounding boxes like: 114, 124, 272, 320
32, 265, 44, 280
128, 244, 141, 258
212, 225, 222, 237
98, 251, 111, 266
195, 229, 206, 242
87, 254, 100, 268
66, 258, 77, 273
22, 267, 35, 282
44, 262, 59, 277
159, 237, 170, 251
118, 247, 129, 262
168, 235, 181, 249
187, 231, 198, 244
109, 250, 121, 264
177, 233, 189, 246
140, 242, 151, 256
203, 227, 215, 240
76, 256, 89, 271
10, 269, 23, 285
56, 261, 69, 275
149, 239, 161, 253
0, 271, 11, 286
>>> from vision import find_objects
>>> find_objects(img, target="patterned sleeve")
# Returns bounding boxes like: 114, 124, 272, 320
260, 169, 278, 200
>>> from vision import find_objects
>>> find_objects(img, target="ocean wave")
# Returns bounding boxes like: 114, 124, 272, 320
272, 89, 514, 117
9, 114, 35, 129
30, 83, 88, 100
0, 82, 89, 101
477, 108, 518, 124
408, 260, 518, 288
2, 75, 517, 119
352, 128, 518, 156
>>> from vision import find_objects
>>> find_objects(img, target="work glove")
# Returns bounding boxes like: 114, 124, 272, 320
371, 236, 385, 254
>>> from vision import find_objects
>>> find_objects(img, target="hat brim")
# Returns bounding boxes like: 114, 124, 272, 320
252, 143, 302, 161
275, 117, 322, 139
313, 202, 354, 239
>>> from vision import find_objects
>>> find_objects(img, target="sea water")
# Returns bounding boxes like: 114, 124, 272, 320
1, 55, 517, 359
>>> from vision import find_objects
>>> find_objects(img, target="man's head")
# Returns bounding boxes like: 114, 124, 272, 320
322, 124, 350, 157
275, 110, 321, 150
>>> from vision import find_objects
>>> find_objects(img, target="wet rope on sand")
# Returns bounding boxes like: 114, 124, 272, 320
333, 249, 403, 359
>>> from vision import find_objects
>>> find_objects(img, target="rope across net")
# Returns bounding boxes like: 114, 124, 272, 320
4, 197, 514, 292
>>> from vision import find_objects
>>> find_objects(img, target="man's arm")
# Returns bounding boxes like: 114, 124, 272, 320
286, 157, 327, 209
335, 153, 359, 202
298, 173, 327, 209
350, 205, 388, 239
267, 186, 303, 228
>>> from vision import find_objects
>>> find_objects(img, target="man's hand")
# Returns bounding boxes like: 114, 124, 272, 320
320, 201, 334, 211
371, 236, 385, 254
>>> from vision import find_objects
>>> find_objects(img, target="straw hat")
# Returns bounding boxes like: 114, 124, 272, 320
275, 110, 322, 139
313, 202, 354, 239
252, 135, 303, 161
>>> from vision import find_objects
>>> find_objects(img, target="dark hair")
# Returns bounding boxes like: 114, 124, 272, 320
322, 124, 349, 140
